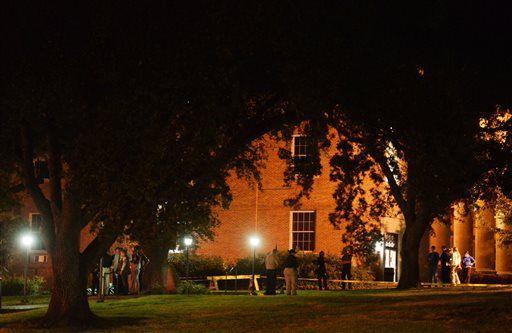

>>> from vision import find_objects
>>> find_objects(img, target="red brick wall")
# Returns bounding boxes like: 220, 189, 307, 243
196, 135, 402, 262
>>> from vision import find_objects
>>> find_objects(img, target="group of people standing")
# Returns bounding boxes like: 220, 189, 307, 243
313, 249, 353, 291
263, 248, 297, 295
92, 245, 150, 296
427, 245, 475, 284
263, 247, 353, 295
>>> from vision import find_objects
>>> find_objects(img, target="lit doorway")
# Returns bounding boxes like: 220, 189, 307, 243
384, 233, 399, 282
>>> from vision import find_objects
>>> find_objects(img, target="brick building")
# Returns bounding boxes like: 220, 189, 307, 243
197, 134, 512, 281
9, 133, 512, 283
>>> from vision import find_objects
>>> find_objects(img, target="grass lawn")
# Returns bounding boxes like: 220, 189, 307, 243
1, 288, 512, 332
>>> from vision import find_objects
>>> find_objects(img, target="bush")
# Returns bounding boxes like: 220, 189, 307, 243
469, 272, 512, 284
234, 254, 266, 275
176, 280, 210, 294
169, 252, 378, 290
0, 275, 46, 296
169, 253, 225, 278
235, 251, 375, 277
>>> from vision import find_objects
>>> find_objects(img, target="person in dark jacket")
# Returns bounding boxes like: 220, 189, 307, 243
427, 246, 440, 284
137, 247, 150, 292
341, 247, 353, 290
440, 246, 452, 284
91, 264, 100, 295
314, 251, 328, 290
117, 249, 131, 295
283, 249, 298, 295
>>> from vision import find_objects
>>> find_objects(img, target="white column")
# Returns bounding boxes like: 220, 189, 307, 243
495, 210, 512, 275
474, 205, 496, 273
453, 202, 473, 257
430, 219, 451, 251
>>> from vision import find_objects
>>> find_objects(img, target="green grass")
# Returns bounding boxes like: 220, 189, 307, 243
1, 288, 512, 332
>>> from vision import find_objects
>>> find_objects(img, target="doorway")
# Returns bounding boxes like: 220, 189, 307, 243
384, 233, 399, 282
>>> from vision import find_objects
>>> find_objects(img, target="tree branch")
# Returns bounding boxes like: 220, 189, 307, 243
20, 120, 56, 250
80, 224, 120, 272
371, 145, 408, 214
46, 123, 63, 215
19, 121, 53, 222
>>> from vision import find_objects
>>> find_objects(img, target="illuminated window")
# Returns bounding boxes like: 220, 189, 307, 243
292, 135, 308, 158
291, 211, 316, 251
34, 255, 47, 263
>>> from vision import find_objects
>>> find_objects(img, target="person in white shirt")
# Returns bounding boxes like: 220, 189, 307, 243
451, 247, 462, 284
264, 248, 279, 295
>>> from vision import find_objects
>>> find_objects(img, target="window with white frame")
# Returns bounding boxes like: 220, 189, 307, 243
34, 255, 48, 263
30, 213, 45, 250
291, 211, 316, 251
30, 213, 44, 231
292, 135, 308, 158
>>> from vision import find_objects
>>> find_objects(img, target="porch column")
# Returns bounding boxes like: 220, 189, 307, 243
495, 211, 512, 275
429, 219, 451, 251
453, 202, 474, 256
474, 205, 496, 273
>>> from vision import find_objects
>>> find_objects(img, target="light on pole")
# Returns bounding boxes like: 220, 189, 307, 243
20, 233, 34, 302
249, 235, 260, 295
183, 236, 193, 294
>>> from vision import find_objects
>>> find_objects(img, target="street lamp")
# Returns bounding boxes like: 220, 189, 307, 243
20, 233, 34, 302
249, 235, 260, 295
183, 236, 193, 294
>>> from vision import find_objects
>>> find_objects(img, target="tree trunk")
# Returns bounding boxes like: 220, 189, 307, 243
143, 244, 175, 292
42, 220, 96, 327
397, 217, 429, 289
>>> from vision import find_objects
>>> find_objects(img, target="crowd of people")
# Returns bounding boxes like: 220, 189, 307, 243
263, 244, 477, 295
91, 245, 150, 296
427, 245, 476, 285
263, 247, 353, 295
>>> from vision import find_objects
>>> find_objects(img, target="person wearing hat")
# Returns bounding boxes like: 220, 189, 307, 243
283, 249, 298, 295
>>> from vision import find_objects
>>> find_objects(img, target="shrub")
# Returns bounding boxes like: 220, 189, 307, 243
169, 253, 225, 278
235, 251, 376, 281
469, 272, 512, 284
169, 252, 378, 290
234, 254, 266, 275
0, 275, 46, 296
176, 280, 210, 294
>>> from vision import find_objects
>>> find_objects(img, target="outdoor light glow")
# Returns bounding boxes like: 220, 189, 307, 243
374, 240, 384, 253
20, 234, 34, 248
184, 236, 193, 247
249, 235, 260, 247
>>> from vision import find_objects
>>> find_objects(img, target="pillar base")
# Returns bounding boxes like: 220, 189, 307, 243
475, 269, 496, 275
496, 271, 512, 276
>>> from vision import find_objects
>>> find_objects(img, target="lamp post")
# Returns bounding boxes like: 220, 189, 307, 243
249, 235, 260, 295
20, 233, 34, 302
183, 236, 193, 295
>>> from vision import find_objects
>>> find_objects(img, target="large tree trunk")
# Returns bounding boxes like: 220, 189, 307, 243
143, 243, 176, 293
42, 219, 96, 327
398, 215, 430, 289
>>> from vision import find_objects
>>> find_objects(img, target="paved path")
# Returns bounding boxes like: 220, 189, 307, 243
1, 304, 47, 311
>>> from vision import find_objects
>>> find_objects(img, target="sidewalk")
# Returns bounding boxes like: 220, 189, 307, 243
0, 304, 46, 313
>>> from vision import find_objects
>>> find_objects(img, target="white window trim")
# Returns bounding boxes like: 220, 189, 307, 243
29, 213, 41, 229
291, 135, 307, 158
34, 255, 48, 263
289, 210, 316, 252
